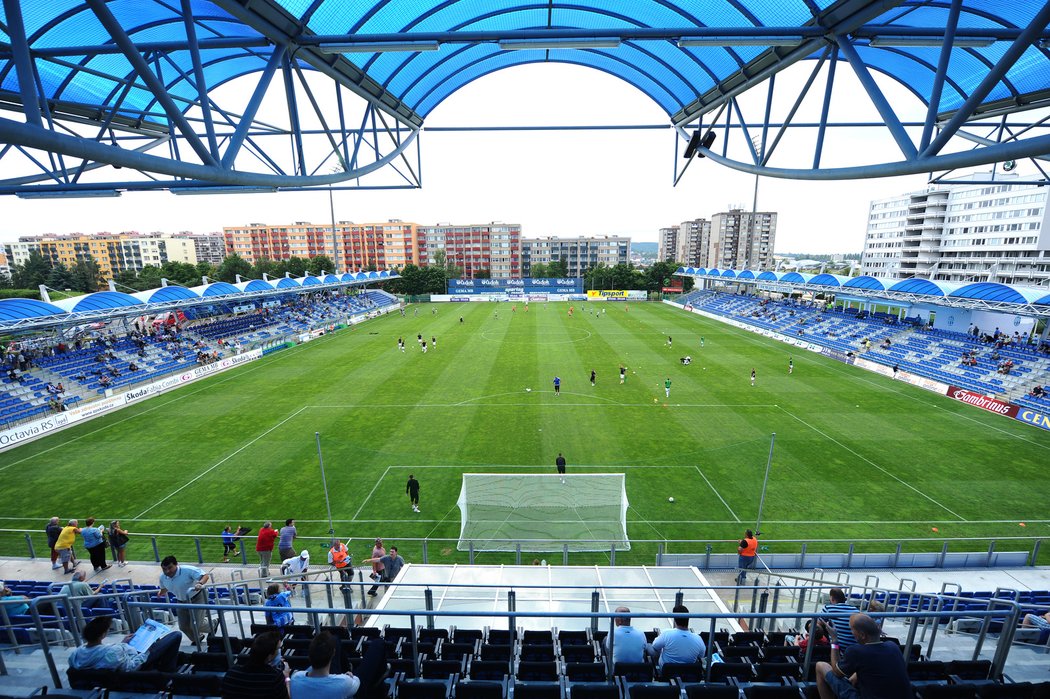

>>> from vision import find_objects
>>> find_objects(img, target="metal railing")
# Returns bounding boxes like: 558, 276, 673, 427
5, 569, 1038, 690
1, 529, 1044, 570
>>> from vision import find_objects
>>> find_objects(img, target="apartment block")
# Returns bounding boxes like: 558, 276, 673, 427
419, 223, 522, 279
521, 236, 629, 276
862, 173, 1050, 284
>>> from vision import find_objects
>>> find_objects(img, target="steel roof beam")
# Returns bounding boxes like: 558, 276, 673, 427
0, 114, 418, 188
85, 0, 218, 168
2, 0, 43, 127
180, 0, 220, 161
921, 1, 1050, 159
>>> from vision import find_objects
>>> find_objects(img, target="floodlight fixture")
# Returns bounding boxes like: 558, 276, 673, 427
318, 41, 441, 53
498, 38, 621, 50
15, 189, 121, 199
684, 130, 717, 159
867, 36, 995, 48
172, 186, 277, 195
677, 37, 804, 47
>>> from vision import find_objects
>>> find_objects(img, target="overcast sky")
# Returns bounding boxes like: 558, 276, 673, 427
0, 58, 1007, 254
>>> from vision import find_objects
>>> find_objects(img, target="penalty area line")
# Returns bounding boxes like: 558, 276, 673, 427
352, 465, 392, 521
694, 466, 741, 522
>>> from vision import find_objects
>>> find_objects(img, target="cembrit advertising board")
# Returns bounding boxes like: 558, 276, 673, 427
1015, 408, 1050, 431
945, 385, 1019, 418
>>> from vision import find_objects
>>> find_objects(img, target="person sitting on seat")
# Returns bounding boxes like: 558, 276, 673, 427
69, 615, 181, 673
99, 375, 112, 388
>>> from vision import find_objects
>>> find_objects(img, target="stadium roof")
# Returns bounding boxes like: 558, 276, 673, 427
0, 270, 397, 331
675, 266, 1050, 314
0, 0, 1048, 194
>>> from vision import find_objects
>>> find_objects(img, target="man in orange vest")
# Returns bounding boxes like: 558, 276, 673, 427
736, 529, 758, 585
327, 538, 353, 583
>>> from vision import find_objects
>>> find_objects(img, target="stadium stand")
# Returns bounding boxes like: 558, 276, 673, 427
5, 570, 1050, 698
677, 291, 1050, 402
0, 289, 398, 428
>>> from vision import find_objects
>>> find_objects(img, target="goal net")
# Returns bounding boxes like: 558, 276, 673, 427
457, 473, 630, 552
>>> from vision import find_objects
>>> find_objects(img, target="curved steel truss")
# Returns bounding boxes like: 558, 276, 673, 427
0, 0, 1049, 192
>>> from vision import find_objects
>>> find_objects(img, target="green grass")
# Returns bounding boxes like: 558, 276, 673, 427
1, 301, 1048, 567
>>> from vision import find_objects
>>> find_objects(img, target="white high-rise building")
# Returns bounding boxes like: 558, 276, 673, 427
861, 173, 1050, 285
522, 235, 629, 276
662, 211, 775, 269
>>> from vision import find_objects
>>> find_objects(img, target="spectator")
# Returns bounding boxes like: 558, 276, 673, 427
109, 520, 130, 567
368, 538, 385, 586
815, 613, 911, 699
60, 570, 106, 611
264, 583, 294, 632
281, 550, 310, 596
1022, 611, 1050, 630
736, 529, 758, 585
328, 538, 353, 584
221, 526, 236, 563
0, 586, 29, 616
46, 516, 63, 570
363, 546, 404, 597
278, 519, 297, 562
69, 615, 181, 673
822, 588, 859, 649
256, 521, 279, 577
55, 519, 81, 574
159, 555, 211, 644
221, 631, 290, 699
794, 620, 829, 650
605, 606, 649, 664
289, 631, 360, 699
650, 604, 706, 674
81, 517, 110, 572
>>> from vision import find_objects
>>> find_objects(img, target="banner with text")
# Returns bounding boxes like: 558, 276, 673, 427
945, 386, 1019, 418
447, 278, 583, 294
586, 290, 647, 300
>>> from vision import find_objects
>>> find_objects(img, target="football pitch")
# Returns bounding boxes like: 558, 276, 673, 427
1, 301, 1048, 567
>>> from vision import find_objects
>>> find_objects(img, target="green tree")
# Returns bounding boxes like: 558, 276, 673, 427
610, 263, 639, 290
308, 255, 335, 276
281, 256, 309, 277
420, 265, 449, 294
251, 257, 278, 279
11, 250, 50, 289
473, 268, 491, 279
547, 257, 569, 279
643, 261, 681, 293
396, 264, 426, 295
195, 261, 215, 282
112, 269, 142, 291
70, 258, 104, 292
159, 261, 200, 287
530, 262, 549, 279
137, 265, 165, 290
214, 253, 252, 283
45, 263, 74, 291
431, 249, 463, 279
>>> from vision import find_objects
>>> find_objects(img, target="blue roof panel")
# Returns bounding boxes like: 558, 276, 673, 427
949, 282, 1027, 304
844, 275, 888, 291
0, 298, 66, 322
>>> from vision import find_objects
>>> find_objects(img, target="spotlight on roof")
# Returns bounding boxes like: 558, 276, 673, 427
318, 41, 441, 53
684, 130, 716, 159
867, 36, 994, 48
677, 37, 804, 47
16, 189, 121, 199
498, 38, 621, 50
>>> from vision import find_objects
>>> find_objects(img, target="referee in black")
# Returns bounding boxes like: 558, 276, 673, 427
556, 453, 566, 475
406, 474, 420, 513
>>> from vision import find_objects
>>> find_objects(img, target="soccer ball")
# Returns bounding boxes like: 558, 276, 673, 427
654, 398, 658, 403
525, 388, 532, 392
668, 497, 675, 503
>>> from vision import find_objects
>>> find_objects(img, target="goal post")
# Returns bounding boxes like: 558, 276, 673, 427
457, 473, 630, 552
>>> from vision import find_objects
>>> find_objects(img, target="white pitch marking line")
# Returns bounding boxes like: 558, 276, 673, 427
776, 405, 968, 521
694, 466, 741, 522
306, 403, 780, 409
134, 406, 308, 519
351, 465, 392, 521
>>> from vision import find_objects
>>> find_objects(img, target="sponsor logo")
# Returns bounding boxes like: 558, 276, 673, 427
0, 418, 57, 446
946, 386, 1019, 417
820, 348, 856, 365
450, 296, 472, 302
1017, 409, 1050, 431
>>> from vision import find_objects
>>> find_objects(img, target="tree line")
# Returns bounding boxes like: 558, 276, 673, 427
4, 248, 692, 299
2, 252, 336, 296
